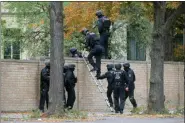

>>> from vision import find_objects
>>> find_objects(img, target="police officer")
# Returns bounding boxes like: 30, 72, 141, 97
113, 63, 129, 114
123, 63, 137, 109
81, 28, 103, 77
39, 61, 50, 113
64, 64, 77, 109
70, 48, 82, 58
95, 10, 111, 59
63, 65, 69, 108
97, 64, 115, 108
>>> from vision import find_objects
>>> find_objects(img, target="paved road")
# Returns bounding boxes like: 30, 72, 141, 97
2, 117, 184, 123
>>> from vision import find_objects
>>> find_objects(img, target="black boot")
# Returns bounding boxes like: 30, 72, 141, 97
120, 110, 123, 114
90, 67, 98, 72
115, 110, 119, 113
95, 72, 100, 78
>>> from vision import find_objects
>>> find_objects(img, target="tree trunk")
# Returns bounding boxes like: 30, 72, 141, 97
48, 2, 64, 115
0, 2, 2, 122
148, 2, 185, 113
183, 15, 185, 98
148, 2, 166, 112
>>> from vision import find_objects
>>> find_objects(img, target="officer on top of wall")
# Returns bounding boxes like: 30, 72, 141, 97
95, 10, 111, 59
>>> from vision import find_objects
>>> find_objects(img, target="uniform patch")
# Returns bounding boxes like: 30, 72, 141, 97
129, 74, 131, 77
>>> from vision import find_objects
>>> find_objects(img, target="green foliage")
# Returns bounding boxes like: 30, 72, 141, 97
109, 2, 152, 59
175, 107, 184, 115
109, 20, 128, 59
3, 2, 153, 59
64, 31, 84, 56
121, 2, 152, 47
51, 109, 88, 120
30, 109, 42, 118
4, 2, 50, 57
130, 106, 146, 114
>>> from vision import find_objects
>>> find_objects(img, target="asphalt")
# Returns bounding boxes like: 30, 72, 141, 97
1, 111, 184, 123
1, 117, 184, 123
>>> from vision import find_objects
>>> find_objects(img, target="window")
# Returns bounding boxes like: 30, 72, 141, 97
127, 39, 146, 61
3, 28, 21, 60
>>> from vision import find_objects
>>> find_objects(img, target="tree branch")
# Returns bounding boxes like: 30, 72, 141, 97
164, 2, 185, 31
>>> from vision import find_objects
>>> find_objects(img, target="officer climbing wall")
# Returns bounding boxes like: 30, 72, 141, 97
81, 28, 103, 78
97, 64, 115, 108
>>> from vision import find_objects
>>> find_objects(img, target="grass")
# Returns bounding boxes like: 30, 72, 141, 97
50, 109, 88, 120
105, 106, 184, 119
1, 107, 184, 121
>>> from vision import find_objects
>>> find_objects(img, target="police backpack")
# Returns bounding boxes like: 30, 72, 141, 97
101, 16, 111, 30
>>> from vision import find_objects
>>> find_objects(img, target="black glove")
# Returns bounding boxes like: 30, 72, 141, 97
74, 77, 77, 83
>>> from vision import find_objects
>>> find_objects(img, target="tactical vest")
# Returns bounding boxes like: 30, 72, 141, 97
100, 16, 111, 31
88, 33, 99, 47
114, 70, 123, 86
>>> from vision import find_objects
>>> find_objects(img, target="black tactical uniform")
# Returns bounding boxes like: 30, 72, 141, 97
81, 28, 103, 77
113, 64, 128, 114
39, 61, 50, 112
97, 64, 115, 107
64, 64, 77, 109
70, 48, 82, 58
123, 63, 137, 108
63, 65, 69, 108
95, 10, 111, 59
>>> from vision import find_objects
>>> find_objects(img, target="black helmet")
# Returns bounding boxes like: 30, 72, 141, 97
81, 28, 89, 35
68, 64, 75, 71
95, 10, 103, 17
45, 60, 50, 67
68, 64, 75, 69
106, 64, 114, 69
123, 62, 130, 68
70, 47, 77, 54
115, 64, 122, 70
63, 65, 68, 73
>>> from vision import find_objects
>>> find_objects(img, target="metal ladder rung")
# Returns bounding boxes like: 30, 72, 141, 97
82, 54, 114, 112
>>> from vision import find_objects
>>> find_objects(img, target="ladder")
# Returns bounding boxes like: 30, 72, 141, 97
82, 53, 114, 112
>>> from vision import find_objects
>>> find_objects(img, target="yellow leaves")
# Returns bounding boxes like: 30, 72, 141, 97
27, 19, 45, 29
28, 23, 38, 28
40, 19, 44, 25
166, 2, 181, 9
64, 2, 122, 39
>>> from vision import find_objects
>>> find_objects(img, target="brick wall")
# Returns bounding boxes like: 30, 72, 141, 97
1, 58, 184, 111
1, 60, 40, 111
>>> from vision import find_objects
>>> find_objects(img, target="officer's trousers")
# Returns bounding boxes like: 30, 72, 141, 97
66, 87, 76, 109
107, 85, 114, 107
39, 89, 49, 112
113, 85, 125, 112
125, 89, 137, 108
88, 45, 102, 75
100, 33, 109, 59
